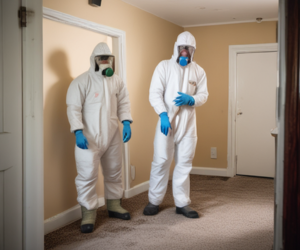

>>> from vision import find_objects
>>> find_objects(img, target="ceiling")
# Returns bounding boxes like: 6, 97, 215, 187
122, 0, 278, 27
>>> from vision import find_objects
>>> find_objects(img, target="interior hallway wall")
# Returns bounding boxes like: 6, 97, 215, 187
185, 21, 277, 169
43, 0, 183, 220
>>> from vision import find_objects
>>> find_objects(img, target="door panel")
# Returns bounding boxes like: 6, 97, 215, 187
0, 0, 23, 249
236, 52, 277, 178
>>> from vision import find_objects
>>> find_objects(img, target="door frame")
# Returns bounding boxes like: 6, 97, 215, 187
43, 7, 131, 191
227, 43, 278, 177
22, 0, 44, 249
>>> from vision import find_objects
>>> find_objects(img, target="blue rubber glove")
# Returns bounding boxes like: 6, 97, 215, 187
160, 112, 172, 136
173, 92, 195, 106
74, 130, 89, 149
122, 120, 131, 143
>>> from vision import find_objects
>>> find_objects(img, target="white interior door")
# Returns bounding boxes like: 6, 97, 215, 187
236, 52, 277, 178
0, 0, 23, 249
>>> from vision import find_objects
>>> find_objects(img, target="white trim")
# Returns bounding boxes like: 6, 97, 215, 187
183, 18, 278, 28
42, 8, 131, 191
274, 1, 285, 248
124, 168, 229, 200
124, 181, 149, 199
191, 167, 230, 177
22, 0, 44, 249
123, 143, 131, 190
44, 197, 105, 235
228, 43, 278, 177
43, 7, 127, 84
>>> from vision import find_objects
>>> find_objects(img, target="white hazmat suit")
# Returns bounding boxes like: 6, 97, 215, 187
66, 43, 132, 210
148, 31, 208, 208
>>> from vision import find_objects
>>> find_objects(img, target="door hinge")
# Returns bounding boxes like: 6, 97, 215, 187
18, 6, 27, 27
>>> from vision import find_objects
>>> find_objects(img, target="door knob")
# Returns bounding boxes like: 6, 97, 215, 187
237, 112, 243, 115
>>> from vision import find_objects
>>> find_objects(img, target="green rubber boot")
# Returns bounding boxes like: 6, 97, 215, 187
107, 199, 131, 220
80, 206, 97, 233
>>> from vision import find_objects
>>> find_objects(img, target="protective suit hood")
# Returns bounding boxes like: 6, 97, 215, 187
89, 42, 115, 73
172, 31, 196, 63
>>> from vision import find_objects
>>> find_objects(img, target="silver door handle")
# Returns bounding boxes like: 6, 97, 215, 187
237, 112, 243, 115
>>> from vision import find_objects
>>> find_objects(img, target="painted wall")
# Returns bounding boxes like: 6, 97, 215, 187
43, 19, 113, 219
185, 21, 277, 169
43, 0, 183, 220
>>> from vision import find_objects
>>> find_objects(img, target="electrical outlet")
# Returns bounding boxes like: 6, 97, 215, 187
211, 147, 217, 159
130, 165, 135, 180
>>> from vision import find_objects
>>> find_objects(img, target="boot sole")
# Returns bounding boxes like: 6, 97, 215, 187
80, 224, 94, 233
143, 209, 159, 216
176, 208, 199, 218
108, 210, 131, 220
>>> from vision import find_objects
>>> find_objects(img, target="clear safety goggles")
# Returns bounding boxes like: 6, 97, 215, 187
95, 55, 114, 64
178, 45, 194, 57
94, 55, 115, 72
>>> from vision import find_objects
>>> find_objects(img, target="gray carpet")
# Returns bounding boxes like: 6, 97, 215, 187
45, 175, 274, 250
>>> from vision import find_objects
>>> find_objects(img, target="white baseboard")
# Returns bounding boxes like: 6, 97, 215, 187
191, 166, 231, 177
44, 197, 105, 235
123, 167, 229, 201
124, 181, 149, 198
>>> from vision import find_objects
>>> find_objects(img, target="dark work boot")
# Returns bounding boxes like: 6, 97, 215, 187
143, 202, 159, 216
176, 206, 199, 219
80, 206, 97, 233
107, 199, 131, 220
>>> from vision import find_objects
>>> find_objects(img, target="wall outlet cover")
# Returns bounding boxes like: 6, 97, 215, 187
211, 147, 217, 159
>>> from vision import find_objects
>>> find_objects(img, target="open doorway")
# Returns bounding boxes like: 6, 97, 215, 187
43, 7, 129, 234
43, 17, 112, 228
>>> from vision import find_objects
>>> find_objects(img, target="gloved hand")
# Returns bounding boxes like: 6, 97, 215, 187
74, 130, 89, 149
160, 112, 172, 136
174, 92, 195, 106
122, 120, 131, 143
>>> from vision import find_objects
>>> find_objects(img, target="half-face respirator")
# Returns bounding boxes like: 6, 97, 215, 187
95, 55, 114, 77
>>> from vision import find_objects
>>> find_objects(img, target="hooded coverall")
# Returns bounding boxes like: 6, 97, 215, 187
148, 31, 208, 208
66, 43, 132, 210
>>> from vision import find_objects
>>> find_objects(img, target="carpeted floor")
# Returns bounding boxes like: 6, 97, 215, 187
45, 175, 274, 250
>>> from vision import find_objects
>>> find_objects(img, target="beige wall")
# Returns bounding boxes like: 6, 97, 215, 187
185, 21, 277, 168
43, 19, 113, 219
43, 0, 183, 219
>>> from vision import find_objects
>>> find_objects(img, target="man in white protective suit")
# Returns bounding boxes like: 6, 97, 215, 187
143, 31, 208, 218
66, 42, 133, 233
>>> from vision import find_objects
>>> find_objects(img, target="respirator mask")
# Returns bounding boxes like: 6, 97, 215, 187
177, 45, 194, 67
95, 55, 115, 77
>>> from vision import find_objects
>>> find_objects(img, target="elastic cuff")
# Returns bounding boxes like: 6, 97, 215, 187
149, 198, 162, 206
154, 105, 167, 116
189, 97, 195, 106
118, 114, 133, 123
122, 120, 131, 125
175, 200, 191, 208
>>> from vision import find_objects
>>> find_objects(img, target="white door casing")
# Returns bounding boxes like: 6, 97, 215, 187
227, 43, 278, 177
236, 52, 277, 177
0, 0, 23, 249
274, 1, 285, 248
22, 0, 44, 249
42, 8, 130, 190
